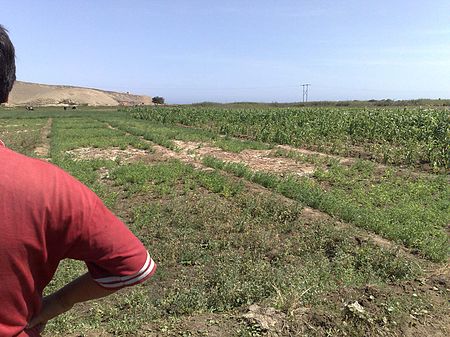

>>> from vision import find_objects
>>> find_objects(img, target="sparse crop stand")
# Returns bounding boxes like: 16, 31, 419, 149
1, 106, 449, 336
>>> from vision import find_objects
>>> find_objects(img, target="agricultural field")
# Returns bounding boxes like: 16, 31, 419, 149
129, 106, 449, 170
0, 106, 449, 336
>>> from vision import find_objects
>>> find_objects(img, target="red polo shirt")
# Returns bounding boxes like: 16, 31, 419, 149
0, 144, 156, 336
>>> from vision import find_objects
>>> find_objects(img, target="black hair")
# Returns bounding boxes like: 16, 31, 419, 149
0, 25, 16, 103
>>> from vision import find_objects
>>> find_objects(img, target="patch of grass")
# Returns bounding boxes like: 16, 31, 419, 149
196, 170, 244, 197
203, 157, 449, 261
111, 160, 243, 198
106, 119, 178, 150
112, 160, 194, 196
50, 117, 148, 157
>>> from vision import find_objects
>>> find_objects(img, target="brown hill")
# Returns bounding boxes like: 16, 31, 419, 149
8, 81, 152, 106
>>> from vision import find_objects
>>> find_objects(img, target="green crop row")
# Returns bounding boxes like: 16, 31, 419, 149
98, 117, 272, 153
129, 106, 449, 169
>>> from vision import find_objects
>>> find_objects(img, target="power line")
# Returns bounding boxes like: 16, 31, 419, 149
301, 83, 311, 102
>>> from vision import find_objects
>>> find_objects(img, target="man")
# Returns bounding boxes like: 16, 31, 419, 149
0, 25, 156, 336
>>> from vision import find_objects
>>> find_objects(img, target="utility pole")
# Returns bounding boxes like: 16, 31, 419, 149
301, 84, 311, 102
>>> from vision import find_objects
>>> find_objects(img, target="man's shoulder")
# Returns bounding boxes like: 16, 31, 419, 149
0, 147, 92, 199
1, 146, 53, 165
1, 146, 63, 178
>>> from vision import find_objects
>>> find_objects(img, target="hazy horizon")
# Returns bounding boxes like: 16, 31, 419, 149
3, 0, 450, 103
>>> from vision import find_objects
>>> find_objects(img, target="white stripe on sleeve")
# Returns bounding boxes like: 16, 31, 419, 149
94, 251, 156, 288
98, 259, 156, 288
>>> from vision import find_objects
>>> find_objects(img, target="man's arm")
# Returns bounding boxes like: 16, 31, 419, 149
27, 170, 156, 332
27, 273, 117, 329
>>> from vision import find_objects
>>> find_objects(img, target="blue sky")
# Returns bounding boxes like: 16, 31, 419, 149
2, 0, 450, 103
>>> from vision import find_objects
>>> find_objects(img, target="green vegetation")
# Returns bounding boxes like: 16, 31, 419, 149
0, 107, 448, 336
130, 106, 449, 169
202, 157, 449, 262
187, 98, 450, 108
99, 116, 272, 152
112, 160, 243, 197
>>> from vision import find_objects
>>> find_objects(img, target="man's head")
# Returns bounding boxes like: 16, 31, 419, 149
0, 25, 16, 103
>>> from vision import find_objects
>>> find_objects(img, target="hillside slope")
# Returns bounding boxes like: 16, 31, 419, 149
8, 81, 152, 106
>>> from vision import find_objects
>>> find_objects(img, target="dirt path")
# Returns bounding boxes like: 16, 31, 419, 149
34, 118, 52, 159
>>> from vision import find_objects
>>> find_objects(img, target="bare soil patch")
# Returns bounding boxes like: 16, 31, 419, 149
243, 304, 290, 336
151, 144, 205, 169
66, 146, 151, 162
172, 140, 317, 176
301, 206, 330, 222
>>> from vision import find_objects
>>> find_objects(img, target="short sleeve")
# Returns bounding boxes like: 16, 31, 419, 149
60, 188, 156, 289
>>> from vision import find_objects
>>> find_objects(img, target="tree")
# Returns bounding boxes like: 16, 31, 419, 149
152, 96, 165, 105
